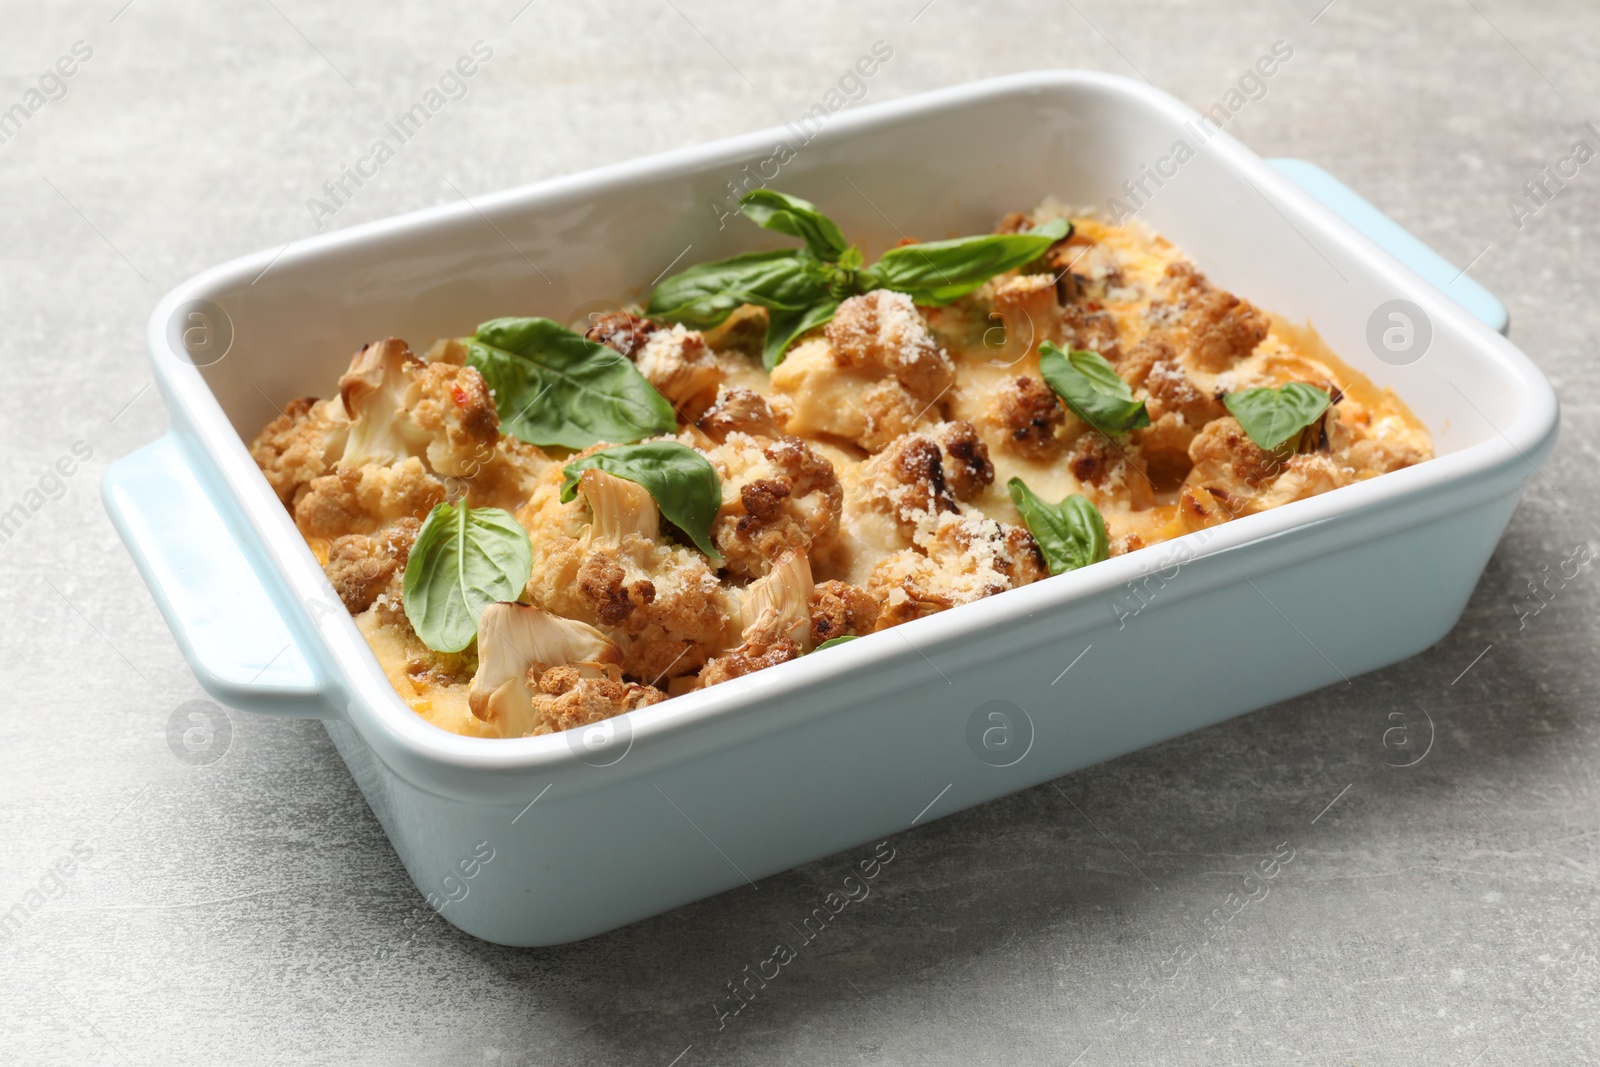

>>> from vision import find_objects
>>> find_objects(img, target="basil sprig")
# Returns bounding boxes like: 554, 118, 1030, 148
402, 503, 533, 653
1038, 343, 1150, 436
740, 189, 848, 260
1007, 478, 1109, 575
560, 441, 723, 559
863, 219, 1071, 305
647, 189, 1072, 369
1223, 383, 1332, 451
465, 317, 677, 450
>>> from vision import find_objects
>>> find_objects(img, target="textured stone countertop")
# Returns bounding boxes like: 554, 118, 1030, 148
2, 1, 1595, 1064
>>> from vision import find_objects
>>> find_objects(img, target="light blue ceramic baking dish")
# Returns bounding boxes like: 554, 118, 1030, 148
104, 72, 1554, 946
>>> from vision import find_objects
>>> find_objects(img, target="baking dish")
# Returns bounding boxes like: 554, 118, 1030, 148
104, 71, 1555, 946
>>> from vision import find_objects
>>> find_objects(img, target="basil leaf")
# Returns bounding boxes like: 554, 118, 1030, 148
646, 249, 831, 330
863, 218, 1072, 306
560, 441, 722, 559
466, 317, 676, 451
764, 299, 840, 370
1038, 343, 1150, 435
402, 503, 533, 653
1223, 383, 1332, 451
812, 635, 859, 652
1007, 478, 1109, 576
741, 189, 849, 261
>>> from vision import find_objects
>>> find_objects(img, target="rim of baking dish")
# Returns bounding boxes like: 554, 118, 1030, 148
144, 70, 1558, 784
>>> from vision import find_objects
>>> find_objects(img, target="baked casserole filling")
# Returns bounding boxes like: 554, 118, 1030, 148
250, 195, 1431, 739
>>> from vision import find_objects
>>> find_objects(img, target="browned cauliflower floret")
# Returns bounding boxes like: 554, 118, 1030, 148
1122, 334, 1227, 487
929, 420, 994, 502
1060, 303, 1123, 361
825, 289, 955, 401
869, 512, 1045, 629
696, 385, 782, 442
323, 517, 420, 613
338, 337, 501, 478
1182, 416, 1342, 522
529, 665, 666, 735
1145, 268, 1267, 374
249, 396, 349, 507
1066, 433, 1155, 511
584, 309, 658, 359
988, 375, 1064, 458
847, 431, 959, 547
700, 551, 813, 686
294, 457, 446, 539
809, 579, 879, 645
770, 337, 935, 452
519, 466, 732, 686
466, 602, 661, 738
703, 433, 843, 579
771, 291, 955, 451
633, 323, 723, 421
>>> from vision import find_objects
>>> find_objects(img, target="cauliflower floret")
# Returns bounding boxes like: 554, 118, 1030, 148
323, 517, 420, 613
1066, 432, 1156, 512
294, 457, 446, 539
528, 665, 666, 735
986, 375, 1065, 459
770, 291, 954, 451
699, 551, 813, 686
1122, 334, 1227, 488
809, 579, 879, 645
584, 309, 657, 359
1179, 415, 1344, 527
928, 420, 994, 503
826, 289, 955, 401
518, 465, 732, 686
827, 430, 960, 585
466, 602, 663, 738
338, 337, 500, 477
770, 337, 934, 452
249, 396, 349, 506
696, 385, 782, 442
702, 432, 842, 579
632, 323, 724, 421
1059, 303, 1123, 362
1143, 265, 1267, 374
869, 511, 1046, 629
849, 431, 959, 541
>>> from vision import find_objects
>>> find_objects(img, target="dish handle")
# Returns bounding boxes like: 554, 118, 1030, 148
103, 433, 336, 719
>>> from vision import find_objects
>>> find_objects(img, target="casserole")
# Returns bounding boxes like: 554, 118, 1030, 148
104, 71, 1555, 946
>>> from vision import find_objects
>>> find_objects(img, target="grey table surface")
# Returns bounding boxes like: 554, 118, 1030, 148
2, 1, 1597, 1064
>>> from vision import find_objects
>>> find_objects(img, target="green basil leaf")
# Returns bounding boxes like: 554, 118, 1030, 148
560, 441, 722, 559
466, 317, 677, 451
1006, 478, 1109, 576
1038, 343, 1150, 435
863, 217, 1072, 306
763, 299, 840, 370
646, 249, 831, 330
1223, 383, 1332, 451
741, 189, 849, 261
402, 503, 533, 653
812, 635, 859, 652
